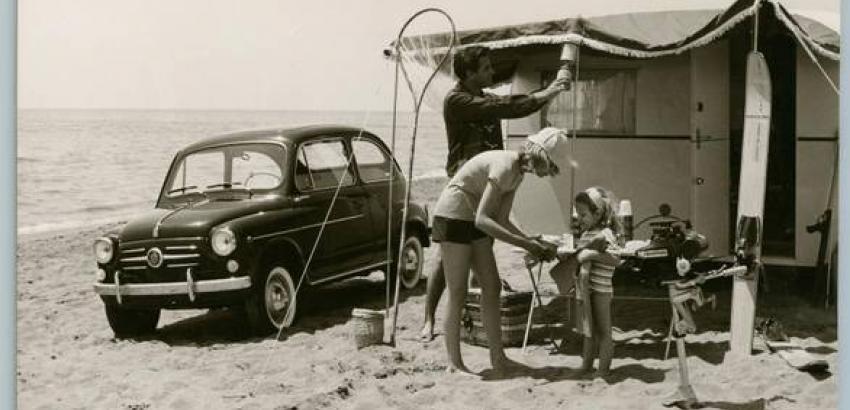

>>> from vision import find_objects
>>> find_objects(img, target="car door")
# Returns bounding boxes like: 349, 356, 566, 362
350, 135, 405, 265
292, 137, 375, 282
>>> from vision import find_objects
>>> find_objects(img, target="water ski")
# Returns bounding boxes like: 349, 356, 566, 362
729, 51, 771, 357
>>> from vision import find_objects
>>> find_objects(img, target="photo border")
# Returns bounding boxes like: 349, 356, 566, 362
2, 0, 17, 407
838, 1, 848, 408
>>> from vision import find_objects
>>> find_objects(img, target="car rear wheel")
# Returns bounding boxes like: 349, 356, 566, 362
392, 234, 424, 290
246, 265, 297, 335
104, 305, 160, 338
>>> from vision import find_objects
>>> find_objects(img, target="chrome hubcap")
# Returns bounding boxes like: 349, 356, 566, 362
403, 246, 418, 272
268, 281, 289, 312
265, 271, 292, 326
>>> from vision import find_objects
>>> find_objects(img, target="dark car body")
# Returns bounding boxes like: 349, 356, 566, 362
93, 125, 430, 336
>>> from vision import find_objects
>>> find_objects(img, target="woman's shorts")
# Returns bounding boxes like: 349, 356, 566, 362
431, 216, 488, 244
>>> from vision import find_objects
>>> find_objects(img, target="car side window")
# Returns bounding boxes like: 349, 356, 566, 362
294, 139, 354, 191
352, 138, 393, 183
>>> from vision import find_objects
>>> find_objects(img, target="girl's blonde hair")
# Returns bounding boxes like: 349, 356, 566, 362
575, 186, 622, 234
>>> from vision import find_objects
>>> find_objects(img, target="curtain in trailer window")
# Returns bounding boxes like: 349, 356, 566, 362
542, 69, 636, 134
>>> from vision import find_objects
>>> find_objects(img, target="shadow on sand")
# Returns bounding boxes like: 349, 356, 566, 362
694, 399, 766, 409
478, 362, 667, 384
148, 273, 424, 346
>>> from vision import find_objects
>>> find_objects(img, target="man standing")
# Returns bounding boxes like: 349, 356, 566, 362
420, 45, 569, 340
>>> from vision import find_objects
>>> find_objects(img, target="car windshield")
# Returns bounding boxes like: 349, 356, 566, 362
164, 143, 286, 199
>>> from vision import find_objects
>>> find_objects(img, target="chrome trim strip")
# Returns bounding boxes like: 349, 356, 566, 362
166, 245, 198, 251
249, 214, 365, 242
121, 237, 205, 247
123, 248, 146, 254
120, 262, 200, 269
168, 263, 199, 268
310, 260, 388, 285
163, 253, 200, 260
121, 254, 199, 263
94, 276, 251, 296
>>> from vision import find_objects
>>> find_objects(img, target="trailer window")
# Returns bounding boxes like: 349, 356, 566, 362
541, 69, 636, 134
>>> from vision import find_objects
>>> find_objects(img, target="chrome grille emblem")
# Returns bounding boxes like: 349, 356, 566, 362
146, 248, 164, 268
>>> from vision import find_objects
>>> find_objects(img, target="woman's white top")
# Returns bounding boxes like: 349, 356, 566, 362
432, 151, 524, 221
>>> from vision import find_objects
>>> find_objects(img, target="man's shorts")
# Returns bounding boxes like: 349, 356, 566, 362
431, 216, 488, 244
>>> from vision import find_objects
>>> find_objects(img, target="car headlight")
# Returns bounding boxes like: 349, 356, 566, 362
93, 237, 115, 264
211, 227, 237, 256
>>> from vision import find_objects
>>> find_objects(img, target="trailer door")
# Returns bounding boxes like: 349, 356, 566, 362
690, 42, 730, 257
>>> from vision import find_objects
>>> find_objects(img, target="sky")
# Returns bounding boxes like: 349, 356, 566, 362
17, 0, 840, 111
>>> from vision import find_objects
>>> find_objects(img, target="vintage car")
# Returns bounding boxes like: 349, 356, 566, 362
92, 125, 430, 337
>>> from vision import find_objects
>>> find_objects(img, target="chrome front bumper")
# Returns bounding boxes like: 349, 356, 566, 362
94, 268, 251, 304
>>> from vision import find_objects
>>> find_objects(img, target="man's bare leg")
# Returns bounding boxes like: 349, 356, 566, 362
419, 255, 446, 341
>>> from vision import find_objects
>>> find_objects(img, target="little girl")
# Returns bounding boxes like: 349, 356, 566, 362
553, 187, 622, 377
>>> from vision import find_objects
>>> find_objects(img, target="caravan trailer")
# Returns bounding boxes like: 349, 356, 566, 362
392, 0, 839, 268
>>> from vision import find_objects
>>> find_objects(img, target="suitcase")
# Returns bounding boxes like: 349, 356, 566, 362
461, 289, 532, 347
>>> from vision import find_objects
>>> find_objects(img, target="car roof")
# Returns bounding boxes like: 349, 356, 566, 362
181, 124, 373, 153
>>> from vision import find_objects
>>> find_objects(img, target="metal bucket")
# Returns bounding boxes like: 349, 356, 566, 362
351, 308, 384, 349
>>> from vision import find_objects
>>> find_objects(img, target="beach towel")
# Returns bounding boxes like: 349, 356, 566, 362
574, 265, 594, 337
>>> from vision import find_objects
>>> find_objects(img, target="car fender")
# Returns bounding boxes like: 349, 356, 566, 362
252, 236, 308, 283
405, 202, 431, 247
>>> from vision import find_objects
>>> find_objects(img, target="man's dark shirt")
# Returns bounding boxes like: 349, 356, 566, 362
443, 82, 548, 176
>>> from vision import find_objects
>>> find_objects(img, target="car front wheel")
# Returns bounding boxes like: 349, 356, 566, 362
392, 234, 424, 290
246, 266, 297, 335
104, 305, 160, 338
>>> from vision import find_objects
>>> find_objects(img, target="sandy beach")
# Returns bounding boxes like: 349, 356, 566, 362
16, 177, 837, 409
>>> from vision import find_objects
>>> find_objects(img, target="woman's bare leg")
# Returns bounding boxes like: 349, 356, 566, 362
470, 238, 523, 373
440, 242, 474, 373
592, 292, 614, 376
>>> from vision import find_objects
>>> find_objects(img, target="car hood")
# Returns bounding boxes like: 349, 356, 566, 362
121, 199, 283, 242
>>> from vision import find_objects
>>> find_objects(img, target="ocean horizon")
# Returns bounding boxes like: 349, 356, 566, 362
17, 108, 448, 236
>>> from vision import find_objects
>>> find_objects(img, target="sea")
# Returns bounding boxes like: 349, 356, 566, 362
16, 109, 448, 236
